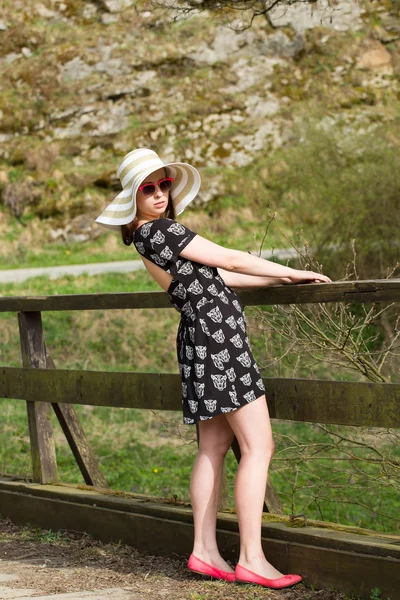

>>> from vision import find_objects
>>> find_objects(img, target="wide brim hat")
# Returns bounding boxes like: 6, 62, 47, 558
95, 148, 201, 232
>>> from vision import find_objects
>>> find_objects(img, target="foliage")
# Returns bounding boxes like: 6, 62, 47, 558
0, 203, 279, 269
251, 116, 400, 282
369, 588, 391, 600
241, 221, 400, 534
251, 216, 399, 383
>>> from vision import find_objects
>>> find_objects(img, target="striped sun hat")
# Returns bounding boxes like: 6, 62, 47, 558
95, 148, 201, 232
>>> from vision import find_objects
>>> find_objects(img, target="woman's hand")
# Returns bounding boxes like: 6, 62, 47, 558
289, 269, 332, 284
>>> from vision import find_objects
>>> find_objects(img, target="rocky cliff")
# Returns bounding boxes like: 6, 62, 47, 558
0, 0, 399, 245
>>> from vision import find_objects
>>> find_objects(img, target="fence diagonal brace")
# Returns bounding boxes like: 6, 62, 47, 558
45, 346, 108, 489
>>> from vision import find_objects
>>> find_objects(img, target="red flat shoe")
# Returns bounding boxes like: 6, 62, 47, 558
235, 564, 302, 589
187, 554, 236, 582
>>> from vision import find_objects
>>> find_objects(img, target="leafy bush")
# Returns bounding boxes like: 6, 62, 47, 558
250, 116, 400, 281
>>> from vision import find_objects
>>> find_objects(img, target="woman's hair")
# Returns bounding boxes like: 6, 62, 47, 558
120, 168, 176, 246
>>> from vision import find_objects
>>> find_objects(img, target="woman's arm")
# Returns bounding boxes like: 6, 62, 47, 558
180, 235, 331, 283
217, 268, 291, 289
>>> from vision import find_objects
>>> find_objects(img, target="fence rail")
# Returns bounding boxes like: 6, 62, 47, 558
0, 279, 399, 312
1, 368, 399, 428
0, 279, 399, 508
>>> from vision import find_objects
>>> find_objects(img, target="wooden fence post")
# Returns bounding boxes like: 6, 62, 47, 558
18, 312, 108, 488
18, 311, 58, 484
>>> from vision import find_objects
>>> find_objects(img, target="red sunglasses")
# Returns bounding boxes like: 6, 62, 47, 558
138, 177, 174, 197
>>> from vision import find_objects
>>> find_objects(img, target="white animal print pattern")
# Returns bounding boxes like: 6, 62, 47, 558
226, 367, 236, 382
172, 283, 187, 300
207, 284, 219, 296
185, 346, 194, 360
229, 333, 243, 349
207, 306, 223, 323
194, 363, 205, 378
212, 329, 225, 343
160, 246, 174, 260
188, 279, 203, 295
240, 373, 252, 386
229, 385, 241, 406
133, 218, 264, 424
194, 382, 205, 398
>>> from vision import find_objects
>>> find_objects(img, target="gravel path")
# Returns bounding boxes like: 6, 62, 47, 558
0, 249, 298, 283
0, 517, 348, 600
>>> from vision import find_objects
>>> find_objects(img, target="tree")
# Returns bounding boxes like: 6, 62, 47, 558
147, 0, 387, 31
149, 0, 322, 29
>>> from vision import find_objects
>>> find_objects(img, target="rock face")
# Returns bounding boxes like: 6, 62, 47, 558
0, 0, 399, 231
3, 180, 41, 218
356, 41, 393, 73
268, 0, 365, 33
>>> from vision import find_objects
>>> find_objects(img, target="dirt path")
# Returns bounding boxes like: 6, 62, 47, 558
0, 517, 350, 600
0, 249, 298, 283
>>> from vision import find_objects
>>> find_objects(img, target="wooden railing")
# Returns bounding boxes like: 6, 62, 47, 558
1, 279, 399, 515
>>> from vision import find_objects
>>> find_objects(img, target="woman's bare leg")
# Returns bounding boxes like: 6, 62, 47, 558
190, 413, 235, 571
224, 394, 285, 579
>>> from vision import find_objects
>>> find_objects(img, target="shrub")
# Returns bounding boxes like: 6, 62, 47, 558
256, 116, 400, 281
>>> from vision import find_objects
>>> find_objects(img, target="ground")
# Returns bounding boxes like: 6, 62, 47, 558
0, 517, 353, 600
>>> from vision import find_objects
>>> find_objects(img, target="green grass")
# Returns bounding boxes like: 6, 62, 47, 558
0, 523, 70, 544
0, 201, 284, 270
368, 589, 392, 600
1, 268, 398, 537
0, 270, 181, 371
1, 397, 399, 536
0, 240, 136, 270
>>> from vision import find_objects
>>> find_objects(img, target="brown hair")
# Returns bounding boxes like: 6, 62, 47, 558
120, 176, 177, 246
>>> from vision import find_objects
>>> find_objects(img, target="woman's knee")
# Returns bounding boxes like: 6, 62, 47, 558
240, 440, 274, 463
225, 396, 274, 459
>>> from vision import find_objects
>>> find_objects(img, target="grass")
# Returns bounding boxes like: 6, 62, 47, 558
0, 237, 137, 270
1, 524, 70, 544
0, 271, 399, 536
0, 202, 284, 270
0, 270, 182, 372
1, 397, 399, 536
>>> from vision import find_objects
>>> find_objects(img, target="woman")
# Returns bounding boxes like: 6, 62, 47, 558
95, 148, 331, 589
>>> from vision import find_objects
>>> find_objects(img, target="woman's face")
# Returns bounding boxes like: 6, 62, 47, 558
136, 167, 171, 221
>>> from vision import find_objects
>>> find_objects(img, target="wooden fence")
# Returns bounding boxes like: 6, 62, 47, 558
0, 280, 399, 499
0, 279, 399, 598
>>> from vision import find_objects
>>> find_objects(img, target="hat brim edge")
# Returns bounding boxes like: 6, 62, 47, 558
95, 160, 201, 231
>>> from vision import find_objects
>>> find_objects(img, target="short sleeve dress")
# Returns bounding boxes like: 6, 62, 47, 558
133, 218, 265, 424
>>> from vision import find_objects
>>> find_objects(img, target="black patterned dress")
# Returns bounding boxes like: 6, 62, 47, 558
133, 218, 265, 424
